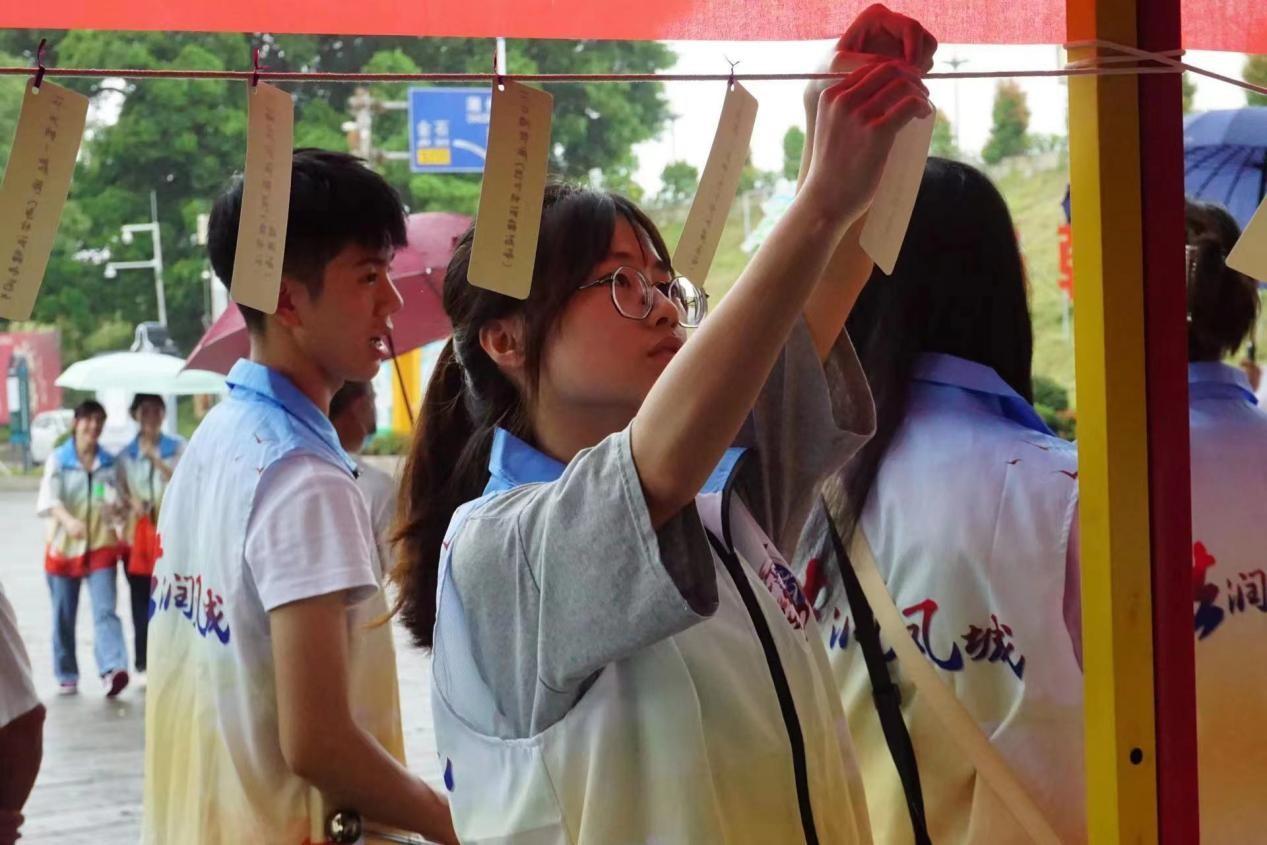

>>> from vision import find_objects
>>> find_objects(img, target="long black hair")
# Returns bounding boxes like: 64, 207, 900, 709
1185, 199, 1258, 362
392, 183, 674, 648
832, 157, 1034, 539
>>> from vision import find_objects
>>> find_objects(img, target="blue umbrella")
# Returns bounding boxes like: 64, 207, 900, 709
1062, 107, 1267, 230
1183, 107, 1267, 230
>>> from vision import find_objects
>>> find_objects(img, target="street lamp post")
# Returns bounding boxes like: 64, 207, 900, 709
105, 190, 167, 326
943, 54, 969, 150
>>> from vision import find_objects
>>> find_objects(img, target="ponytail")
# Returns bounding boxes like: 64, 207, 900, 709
1186, 200, 1259, 363
391, 339, 494, 647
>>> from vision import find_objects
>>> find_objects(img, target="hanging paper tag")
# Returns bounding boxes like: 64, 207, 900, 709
673, 83, 759, 289
468, 80, 553, 300
860, 111, 936, 275
1227, 195, 1267, 283
230, 82, 293, 314
0, 81, 88, 320
800, 51, 931, 277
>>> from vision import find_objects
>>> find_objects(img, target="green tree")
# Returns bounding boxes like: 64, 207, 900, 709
1182, 73, 1197, 113
658, 161, 699, 205
929, 110, 959, 160
1033, 374, 1076, 441
981, 80, 1030, 165
0, 51, 25, 165
0, 33, 677, 357
782, 126, 805, 182
596, 162, 645, 203
1246, 55, 1267, 107
739, 149, 773, 194
0, 32, 253, 360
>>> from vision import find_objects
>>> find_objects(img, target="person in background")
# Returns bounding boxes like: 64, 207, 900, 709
328, 379, 407, 769
1183, 198, 1267, 843
0, 578, 44, 845
35, 399, 130, 698
329, 381, 394, 569
796, 159, 1084, 843
116, 393, 186, 674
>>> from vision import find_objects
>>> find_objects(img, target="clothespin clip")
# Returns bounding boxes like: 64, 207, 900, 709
33, 38, 48, 91
250, 46, 265, 89
724, 56, 740, 91
492, 45, 505, 90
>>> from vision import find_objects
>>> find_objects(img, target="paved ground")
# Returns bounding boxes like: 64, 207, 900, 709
2, 488, 442, 844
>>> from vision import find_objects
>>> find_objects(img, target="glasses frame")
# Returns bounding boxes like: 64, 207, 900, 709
576, 265, 709, 328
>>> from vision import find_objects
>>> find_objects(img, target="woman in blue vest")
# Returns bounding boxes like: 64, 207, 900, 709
796, 158, 1084, 843
1182, 199, 1267, 842
116, 393, 185, 673
35, 399, 129, 697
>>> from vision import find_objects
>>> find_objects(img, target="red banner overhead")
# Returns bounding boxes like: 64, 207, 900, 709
1, 0, 1265, 52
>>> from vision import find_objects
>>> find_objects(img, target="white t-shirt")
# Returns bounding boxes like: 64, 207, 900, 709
355, 459, 397, 579
0, 580, 39, 727
145, 454, 383, 842
254, 456, 407, 765
350, 458, 407, 765
245, 455, 379, 611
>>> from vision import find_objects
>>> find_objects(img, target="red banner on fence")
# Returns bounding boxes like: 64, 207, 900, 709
0, 330, 62, 425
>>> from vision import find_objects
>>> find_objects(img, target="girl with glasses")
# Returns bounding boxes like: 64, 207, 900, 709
393, 8, 935, 841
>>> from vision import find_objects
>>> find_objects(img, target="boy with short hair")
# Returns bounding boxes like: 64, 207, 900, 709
142, 149, 454, 844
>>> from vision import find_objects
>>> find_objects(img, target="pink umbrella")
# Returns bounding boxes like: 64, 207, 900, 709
183, 304, 249, 375
185, 212, 472, 374
385, 211, 471, 360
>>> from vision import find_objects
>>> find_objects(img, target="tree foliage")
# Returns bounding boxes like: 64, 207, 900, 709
0, 32, 676, 359
1245, 56, 1267, 107
981, 81, 1030, 165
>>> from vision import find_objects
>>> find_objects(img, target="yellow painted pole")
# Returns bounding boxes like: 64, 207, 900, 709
1066, 0, 1159, 840
390, 347, 421, 435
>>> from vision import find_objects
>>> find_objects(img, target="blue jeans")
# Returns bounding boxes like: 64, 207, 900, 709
46, 567, 128, 684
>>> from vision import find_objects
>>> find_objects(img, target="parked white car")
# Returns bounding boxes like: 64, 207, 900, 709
29, 408, 74, 465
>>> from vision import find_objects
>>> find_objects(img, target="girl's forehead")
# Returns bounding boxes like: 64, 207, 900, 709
607, 216, 668, 270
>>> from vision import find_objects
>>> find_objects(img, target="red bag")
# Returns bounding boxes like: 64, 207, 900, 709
128, 513, 161, 577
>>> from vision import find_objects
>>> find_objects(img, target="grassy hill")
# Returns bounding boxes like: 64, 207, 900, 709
653, 153, 1078, 407
990, 155, 1077, 403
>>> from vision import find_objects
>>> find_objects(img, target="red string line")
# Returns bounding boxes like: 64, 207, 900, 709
0, 40, 1260, 96
0, 62, 1188, 84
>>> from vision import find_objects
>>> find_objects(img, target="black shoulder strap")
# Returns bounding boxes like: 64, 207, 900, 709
823, 500, 933, 845
705, 529, 820, 845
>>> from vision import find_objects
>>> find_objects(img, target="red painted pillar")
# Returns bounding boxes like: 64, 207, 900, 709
1137, 0, 1201, 839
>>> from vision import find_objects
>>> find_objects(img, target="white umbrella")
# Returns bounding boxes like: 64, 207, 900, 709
56, 351, 227, 395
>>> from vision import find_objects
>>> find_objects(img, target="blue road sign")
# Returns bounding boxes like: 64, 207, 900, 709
408, 87, 493, 173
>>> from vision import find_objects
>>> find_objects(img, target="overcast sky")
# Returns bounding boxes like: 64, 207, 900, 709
633, 43, 1253, 192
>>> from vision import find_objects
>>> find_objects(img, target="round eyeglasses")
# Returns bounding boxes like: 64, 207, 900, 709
576, 266, 709, 328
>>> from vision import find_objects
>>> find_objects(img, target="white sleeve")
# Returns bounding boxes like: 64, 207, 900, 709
245, 454, 379, 612
0, 582, 39, 728
353, 464, 397, 581
35, 453, 62, 517
371, 492, 394, 583
370, 476, 395, 552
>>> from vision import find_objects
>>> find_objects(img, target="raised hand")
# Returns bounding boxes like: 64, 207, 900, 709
839, 3, 938, 71
799, 60, 932, 228
804, 6, 937, 115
